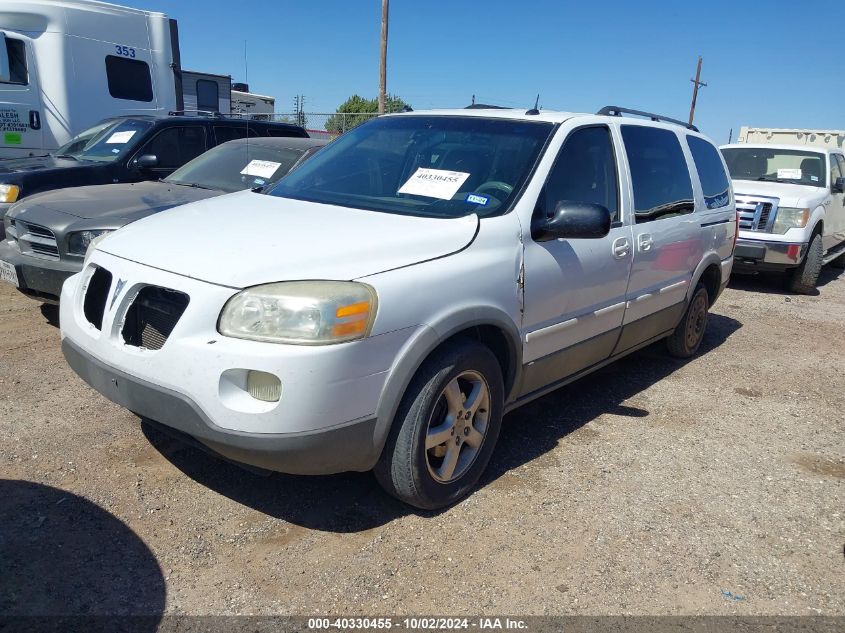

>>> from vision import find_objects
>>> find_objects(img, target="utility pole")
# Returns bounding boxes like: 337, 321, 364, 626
378, 0, 389, 114
688, 56, 706, 126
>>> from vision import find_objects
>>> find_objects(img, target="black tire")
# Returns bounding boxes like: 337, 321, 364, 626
374, 338, 504, 510
784, 233, 823, 294
666, 284, 709, 358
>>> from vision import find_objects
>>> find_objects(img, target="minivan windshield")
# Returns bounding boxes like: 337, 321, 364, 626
268, 115, 554, 218
165, 141, 311, 193
721, 147, 826, 188
53, 118, 153, 163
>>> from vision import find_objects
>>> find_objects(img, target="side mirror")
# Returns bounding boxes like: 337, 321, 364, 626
833, 177, 845, 194
0, 32, 11, 83
532, 201, 612, 242
134, 154, 158, 169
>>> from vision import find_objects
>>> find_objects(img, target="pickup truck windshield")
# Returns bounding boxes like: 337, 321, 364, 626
165, 143, 308, 193
268, 115, 554, 218
722, 147, 826, 188
53, 119, 153, 163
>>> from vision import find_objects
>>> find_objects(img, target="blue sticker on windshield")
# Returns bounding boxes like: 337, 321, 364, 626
466, 193, 490, 206
253, 178, 266, 185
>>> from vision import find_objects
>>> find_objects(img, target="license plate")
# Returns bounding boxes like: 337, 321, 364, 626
0, 259, 19, 287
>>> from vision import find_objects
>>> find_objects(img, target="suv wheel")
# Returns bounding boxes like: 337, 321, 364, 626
785, 233, 823, 294
666, 284, 709, 358
375, 338, 504, 510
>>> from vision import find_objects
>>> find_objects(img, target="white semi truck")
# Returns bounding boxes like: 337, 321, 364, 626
0, 0, 235, 158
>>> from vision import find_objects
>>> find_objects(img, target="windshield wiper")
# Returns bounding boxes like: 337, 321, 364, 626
54, 153, 78, 161
756, 176, 790, 183
163, 180, 217, 191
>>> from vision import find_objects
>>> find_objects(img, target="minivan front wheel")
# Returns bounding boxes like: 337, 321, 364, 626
375, 339, 504, 510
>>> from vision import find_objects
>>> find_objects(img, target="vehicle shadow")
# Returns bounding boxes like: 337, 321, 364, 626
0, 480, 165, 628
729, 265, 844, 295
39, 303, 60, 328
143, 313, 742, 532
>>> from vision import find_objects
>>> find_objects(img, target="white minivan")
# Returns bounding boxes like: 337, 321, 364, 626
60, 107, 736, 508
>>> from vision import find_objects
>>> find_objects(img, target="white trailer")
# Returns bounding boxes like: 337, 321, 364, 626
738, 126, 845, 150
231, 83, 275, 119
0, 0, 231, 158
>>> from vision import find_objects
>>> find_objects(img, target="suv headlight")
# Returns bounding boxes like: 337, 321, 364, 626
0, 184, 20, 203
219, 281, 378, 345
772, 207, 809, 234
68, 229, 114, 256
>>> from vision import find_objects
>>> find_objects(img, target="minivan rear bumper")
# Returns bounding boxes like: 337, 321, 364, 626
733, 238, 807, 270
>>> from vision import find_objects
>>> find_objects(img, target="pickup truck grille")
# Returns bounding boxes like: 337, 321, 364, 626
735, 195, 779, 232
12, 221, 60, 260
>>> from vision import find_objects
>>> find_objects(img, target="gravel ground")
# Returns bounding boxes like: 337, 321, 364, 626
0, 270, 843, 617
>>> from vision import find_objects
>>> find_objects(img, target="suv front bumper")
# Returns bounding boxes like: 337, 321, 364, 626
0, 239, 80, 301
733, 238, 807, 271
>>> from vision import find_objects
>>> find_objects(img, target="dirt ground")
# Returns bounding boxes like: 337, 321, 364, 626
1, 269, 843, 618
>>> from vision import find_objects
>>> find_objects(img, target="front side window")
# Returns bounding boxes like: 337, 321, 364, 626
2, 37, 27, 85
139, 126, 207, 169
721, 147, 826, 188
687, 135, 731, 209
622, 125, 695, 223
52, 118, 153, 163
196, 79, 219, 112
542, 126, 619, 222
165, 141, 309, 193
268, 115, 554, 218
836, 155, 845, 185
105, 55, 153, 102
829, 154, 842, 187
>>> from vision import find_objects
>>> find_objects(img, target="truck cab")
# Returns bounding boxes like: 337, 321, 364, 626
721, 143, 845, 293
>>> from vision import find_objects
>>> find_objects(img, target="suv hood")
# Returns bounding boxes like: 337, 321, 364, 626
0, 154, 79, 175
10, 181, 220, 222
99, 190, 480, 287
731, 179, 828, 207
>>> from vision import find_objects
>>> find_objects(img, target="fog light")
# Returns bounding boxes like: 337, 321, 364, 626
246, 370, 281, 402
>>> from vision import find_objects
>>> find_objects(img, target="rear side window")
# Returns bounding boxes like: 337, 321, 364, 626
214, 126, 248, 144
196, 79, 219, 112
543, 126, 619, 222
621, 125, 694, 223
269, 126, 308, 138
687, 135, 731, 209
105, 55, 153, 102
2, 37, 27, 85
140, 126, 207, 169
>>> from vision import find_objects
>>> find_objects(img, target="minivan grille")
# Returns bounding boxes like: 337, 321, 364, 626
735, 196, 778, 232
83, 267, 113, 330
121, 286, 189, 350
16, 221, 60, 260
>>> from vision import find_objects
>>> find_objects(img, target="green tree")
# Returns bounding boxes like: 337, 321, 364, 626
325, 94, 410, 134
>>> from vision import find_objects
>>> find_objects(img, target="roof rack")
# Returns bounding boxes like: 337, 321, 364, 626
597, 106, 698, 132
167, 109, 225, 118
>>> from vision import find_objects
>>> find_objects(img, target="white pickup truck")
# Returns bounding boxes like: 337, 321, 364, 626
720, 143, 845, 293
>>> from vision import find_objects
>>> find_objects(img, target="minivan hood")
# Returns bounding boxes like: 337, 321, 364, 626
11, 181, 220, 222
99, 190, 480, 287
731, 179, 828, 208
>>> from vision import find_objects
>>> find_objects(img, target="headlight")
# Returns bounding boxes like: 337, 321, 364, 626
82, 232, 112, 266
772, 207, 809, 234
68, 229, 114, 256
0, 184, 20, 203
219, 281, 378, 345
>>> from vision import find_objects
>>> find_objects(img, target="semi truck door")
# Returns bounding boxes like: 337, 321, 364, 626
0, 33, 42, 157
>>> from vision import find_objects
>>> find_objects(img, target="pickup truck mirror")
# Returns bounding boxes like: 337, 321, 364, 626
833, 177, 845, 194
134, 154, 158, 169
532, 201, 612, 242
0, 33, 11, 83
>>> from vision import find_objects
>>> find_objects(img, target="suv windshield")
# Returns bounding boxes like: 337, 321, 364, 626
268, 115, 554, 218
722, 147, 826, 188
53, 118, 153, 163
165, 142, 311, 193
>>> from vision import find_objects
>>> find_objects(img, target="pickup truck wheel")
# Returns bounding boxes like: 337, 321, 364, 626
666, 284, 709, 358
784, 233, 823, 294
374, 338, 504, 510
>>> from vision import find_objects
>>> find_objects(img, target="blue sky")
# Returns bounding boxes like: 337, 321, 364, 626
124, 0, 844, 142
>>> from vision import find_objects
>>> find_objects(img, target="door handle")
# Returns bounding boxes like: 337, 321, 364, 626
29, 110, 40, 130
638, 233, 653, 251
612, 237, 630, 258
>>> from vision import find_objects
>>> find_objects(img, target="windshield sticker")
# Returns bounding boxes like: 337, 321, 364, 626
105, 130, 137, 144
466, 193, 490, 206
241, 160, 282, 179
810, 175, 819, 182
398, 168, 470, 200
777, 168, 802, 180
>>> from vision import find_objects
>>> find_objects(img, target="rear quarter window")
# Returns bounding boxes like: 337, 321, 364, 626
687, 135, 731, 209
621, 125, 695, 223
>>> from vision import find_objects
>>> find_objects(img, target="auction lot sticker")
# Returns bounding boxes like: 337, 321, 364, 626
241, 160, 282, 178
398, 168, 470, 200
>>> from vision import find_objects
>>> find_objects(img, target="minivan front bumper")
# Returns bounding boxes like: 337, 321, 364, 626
733, 238, 807, 271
